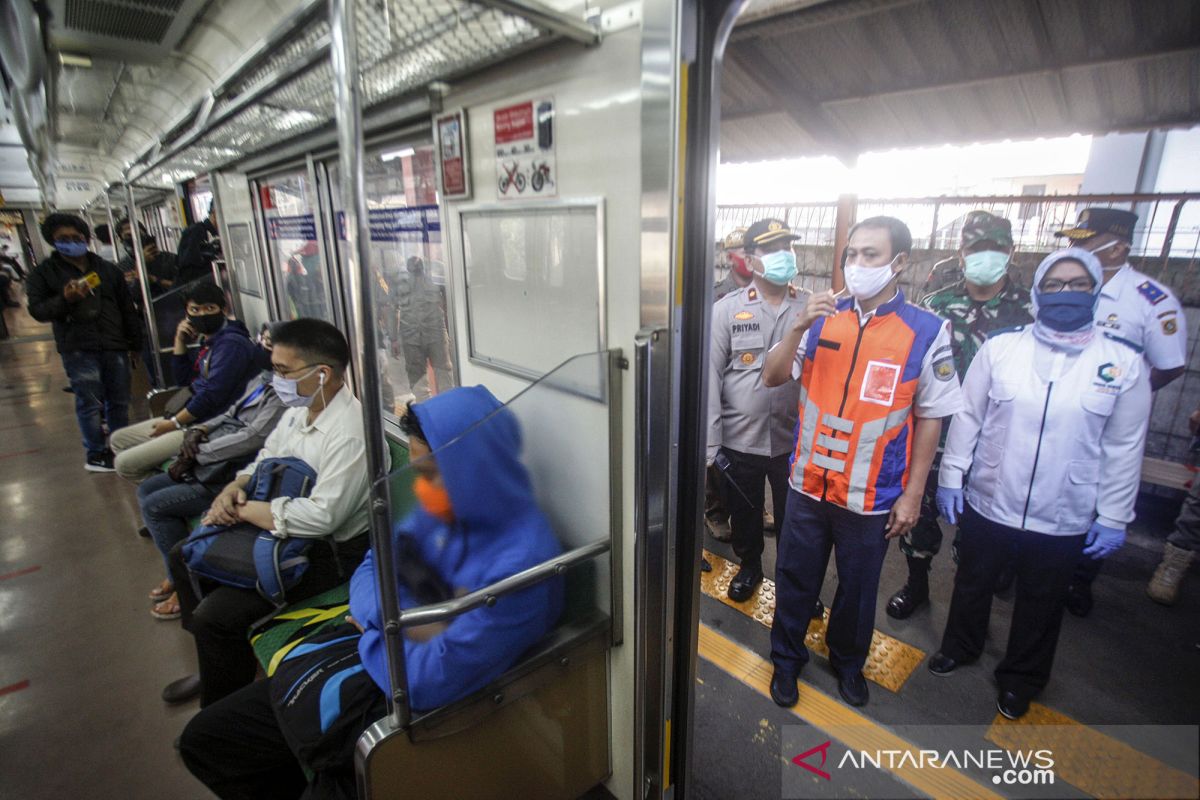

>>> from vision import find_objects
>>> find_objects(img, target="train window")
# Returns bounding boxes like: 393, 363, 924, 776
257, 170, 337, 324
326, 143, 456, 416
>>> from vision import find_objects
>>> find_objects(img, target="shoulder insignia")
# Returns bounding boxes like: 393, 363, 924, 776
986, 325, 1025, 338
734, 311, 754, 321
933, 356, 956, 382
1103, 332, 1145, 354
1161, 317, 1179, 336
1137, 280, 1168, 305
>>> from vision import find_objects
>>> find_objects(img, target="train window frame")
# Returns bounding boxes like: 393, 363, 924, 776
458, 197, 607, 384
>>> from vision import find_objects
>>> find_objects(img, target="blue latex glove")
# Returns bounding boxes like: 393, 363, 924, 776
1082, 522, 1125, 559
936, 486, 964, 525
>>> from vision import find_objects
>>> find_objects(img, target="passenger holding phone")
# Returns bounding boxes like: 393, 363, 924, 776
26, 213, 142, 472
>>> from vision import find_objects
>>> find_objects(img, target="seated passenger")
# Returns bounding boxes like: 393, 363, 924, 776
139, 367, 287, 620
161, 319, 376, 707
110, 281, 259, 482
179, 385, 564, 800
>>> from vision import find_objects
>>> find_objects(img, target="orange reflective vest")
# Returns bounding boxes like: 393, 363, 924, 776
790, 292, 946, 513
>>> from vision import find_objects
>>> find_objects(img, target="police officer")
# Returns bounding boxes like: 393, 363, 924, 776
928, 248, 1150, 719
763, 216, 962, 708
1055, 208, 1187, 617
707, 218, 809, 602
887, 211, 1033, 618
714, 227, 754, 301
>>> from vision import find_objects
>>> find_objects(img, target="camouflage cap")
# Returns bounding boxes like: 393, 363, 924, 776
960, 211, 1013, 248
723, 227, 748, 251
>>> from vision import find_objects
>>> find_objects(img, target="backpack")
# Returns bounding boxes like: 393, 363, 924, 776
181, 456, 325, 605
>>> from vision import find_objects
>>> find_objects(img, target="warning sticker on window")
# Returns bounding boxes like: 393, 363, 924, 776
860, 360, 901, 407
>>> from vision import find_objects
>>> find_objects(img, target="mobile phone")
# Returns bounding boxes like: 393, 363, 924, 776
82, 272, 101, 289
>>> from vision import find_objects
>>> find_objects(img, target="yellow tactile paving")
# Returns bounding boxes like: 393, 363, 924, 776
986, 703, 1200, 800
700, 549, 925, 692
697, 623, 1003, 800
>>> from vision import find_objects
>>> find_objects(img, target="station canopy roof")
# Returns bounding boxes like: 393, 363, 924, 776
721, 0, 1200, 163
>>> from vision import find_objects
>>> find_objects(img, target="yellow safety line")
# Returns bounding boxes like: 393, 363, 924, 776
987, 704, 1200, 800
697, 623, 1003, 800
700, 550, 925, 692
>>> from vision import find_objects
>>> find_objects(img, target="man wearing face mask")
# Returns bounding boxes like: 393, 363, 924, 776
708, 218, 811, 601
887, 211, 1033, 619
161, 318, 381, 707
1055, 208, 1188, 617
762, 216, 963, 708
714, 227, 754, 301
26, 213, 142, 472
110, 282, 258, 482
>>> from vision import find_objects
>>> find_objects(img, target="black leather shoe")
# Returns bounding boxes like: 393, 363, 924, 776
927, 651, 962, 676
728, 565, 763, 602
997, 690, 1030, 720
769, 668, 799, 707
162, 673, 201, 704
1066, 581, 1093, 617
836, 670, 869, 707
700, 558, 712, 573
886, 584, 929, 619
812, 599, 825, 618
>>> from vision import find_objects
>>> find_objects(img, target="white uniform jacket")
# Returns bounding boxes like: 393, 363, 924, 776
1094, 264, 1187, 371
939, 326, 1151, 535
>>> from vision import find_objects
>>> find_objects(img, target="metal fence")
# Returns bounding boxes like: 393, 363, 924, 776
716, 192, 1200, 473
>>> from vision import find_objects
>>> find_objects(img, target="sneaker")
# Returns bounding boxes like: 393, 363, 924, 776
85, 451, 115, 472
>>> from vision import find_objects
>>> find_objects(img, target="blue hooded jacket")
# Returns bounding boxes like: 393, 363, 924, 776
171, 319, 260, 423
349, 385, 564, 710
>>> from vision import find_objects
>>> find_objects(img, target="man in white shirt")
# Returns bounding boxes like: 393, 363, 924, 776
1055, 208, 1188, 616
161, 319, 381, 707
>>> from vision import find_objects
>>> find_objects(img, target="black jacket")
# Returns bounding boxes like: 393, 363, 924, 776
26, 252, 143, 353
177, 219, 219, 284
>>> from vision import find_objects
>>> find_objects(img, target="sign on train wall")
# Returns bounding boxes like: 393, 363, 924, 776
493, 97, 557, 199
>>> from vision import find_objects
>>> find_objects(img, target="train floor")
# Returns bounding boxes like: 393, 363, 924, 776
3, 299, 1198, 799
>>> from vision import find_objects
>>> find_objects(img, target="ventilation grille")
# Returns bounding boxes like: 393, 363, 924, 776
63, 0, 178, 43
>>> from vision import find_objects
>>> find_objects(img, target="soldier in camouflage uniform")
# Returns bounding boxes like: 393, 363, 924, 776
886, 211, 1034, 619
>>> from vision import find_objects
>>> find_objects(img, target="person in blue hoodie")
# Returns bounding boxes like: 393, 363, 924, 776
180, 385, 564, 800
110, 281, 260, 482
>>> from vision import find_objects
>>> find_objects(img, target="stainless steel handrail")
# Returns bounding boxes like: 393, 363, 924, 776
124, 183, 164, 368
396, 540, 611, 628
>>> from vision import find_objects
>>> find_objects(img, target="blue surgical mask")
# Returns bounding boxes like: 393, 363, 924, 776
759, 250, 797, 285
1035, 291, 1095, 332
272, 367, 324, 408
963, 250, 1009, 286
54, 240, 88, 258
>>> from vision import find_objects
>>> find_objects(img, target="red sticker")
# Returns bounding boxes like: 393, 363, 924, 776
860, 360, 901, 406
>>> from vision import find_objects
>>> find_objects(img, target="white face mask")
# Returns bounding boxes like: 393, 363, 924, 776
843, 255, 899, 300
272, 367, 325, 408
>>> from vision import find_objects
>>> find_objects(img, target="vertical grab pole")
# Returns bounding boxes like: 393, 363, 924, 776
103, 189, 118, 263
124, 182, 163, 374
329, 0, 410, 729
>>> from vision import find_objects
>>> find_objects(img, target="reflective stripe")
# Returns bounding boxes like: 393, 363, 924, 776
845, 406, 912, 512
795, 387, 819, 472
822, 413, 854, 433
817, 434, 850, 453
812, 453, 847, 472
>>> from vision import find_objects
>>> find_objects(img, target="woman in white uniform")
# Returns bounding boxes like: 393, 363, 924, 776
926, 247, 1151, 720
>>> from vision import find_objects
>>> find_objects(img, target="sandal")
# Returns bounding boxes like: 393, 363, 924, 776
151, 594, 181, 621
149, 580, 174, 603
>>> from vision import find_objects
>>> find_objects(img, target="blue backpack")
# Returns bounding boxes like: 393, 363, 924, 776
182, 456, 324, 606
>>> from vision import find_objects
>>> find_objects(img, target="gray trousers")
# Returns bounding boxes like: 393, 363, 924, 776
1169, 477, 1200, 552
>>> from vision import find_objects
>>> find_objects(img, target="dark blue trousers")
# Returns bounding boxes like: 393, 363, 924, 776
770, 488, 890, 676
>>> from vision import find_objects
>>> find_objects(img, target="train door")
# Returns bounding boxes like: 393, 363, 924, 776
212, 170, 273, 336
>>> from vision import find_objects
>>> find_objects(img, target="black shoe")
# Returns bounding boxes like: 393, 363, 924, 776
812, 599, 825, 619
836, 670, 869, 707
162, 673, 201, 704
994, 563, 1016, 594
997, 690, 1030, 720
1066, 581, 1093, 618
700, 558, 712, 573
137, 526, 151, 539
84, 451, 115, 472
770, 667, 799, 707
728, 564, 763, 602
886, 583, 929, 619
927, 651, 963, 676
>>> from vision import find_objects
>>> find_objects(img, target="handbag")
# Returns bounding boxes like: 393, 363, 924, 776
181, 456, 323, 605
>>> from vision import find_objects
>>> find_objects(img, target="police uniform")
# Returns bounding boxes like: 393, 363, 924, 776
937, 325, 1150, 703
707, 283, 807, 571
769, 291, 962, 682
1093, 264, 1187, 373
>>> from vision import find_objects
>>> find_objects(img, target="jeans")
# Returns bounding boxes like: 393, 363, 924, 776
60, 350, 131, 457
136, 471, 215, 578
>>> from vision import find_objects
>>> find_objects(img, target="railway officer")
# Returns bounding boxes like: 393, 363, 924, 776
1054, 208, 1187, 617
763, 216, 963, 708
886, 211, 1033, 618
707, 218, 807, 602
